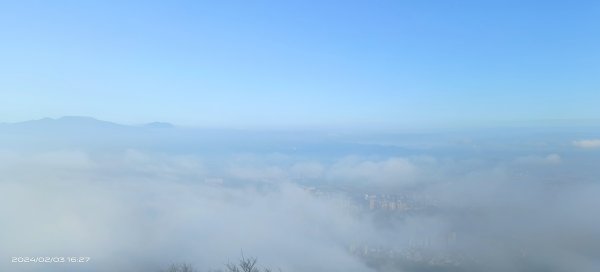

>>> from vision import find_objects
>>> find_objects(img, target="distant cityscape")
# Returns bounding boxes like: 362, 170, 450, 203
301, 186, 472, 270
302, 186, 438, 213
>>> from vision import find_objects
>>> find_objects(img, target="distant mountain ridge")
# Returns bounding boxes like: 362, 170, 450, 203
0, 116, 182, 152
4, 116, 175, 129
0, 116, 414, 156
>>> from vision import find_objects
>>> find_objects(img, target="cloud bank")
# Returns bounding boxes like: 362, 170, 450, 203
573, 139, 600, 149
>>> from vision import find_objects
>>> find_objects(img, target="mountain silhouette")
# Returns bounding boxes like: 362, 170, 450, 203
11, 116, 126, 129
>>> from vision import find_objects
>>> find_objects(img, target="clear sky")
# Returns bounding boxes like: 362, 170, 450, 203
1, 1, 599, 128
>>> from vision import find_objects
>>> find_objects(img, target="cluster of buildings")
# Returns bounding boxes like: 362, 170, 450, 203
364, 194, 410, 211
363, 193, 438, 212
301, 186, 438, 213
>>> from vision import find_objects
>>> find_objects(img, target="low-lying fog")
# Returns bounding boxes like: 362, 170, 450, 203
1, 117, 600, 272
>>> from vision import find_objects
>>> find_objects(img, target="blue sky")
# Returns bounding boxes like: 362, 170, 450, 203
1, 0, 599, 128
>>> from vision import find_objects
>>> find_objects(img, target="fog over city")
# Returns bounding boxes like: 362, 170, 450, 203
1, 117, 600, 272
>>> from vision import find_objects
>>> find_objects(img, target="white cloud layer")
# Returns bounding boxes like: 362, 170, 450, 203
0, 151, 375, 272
2, 148, 600, 272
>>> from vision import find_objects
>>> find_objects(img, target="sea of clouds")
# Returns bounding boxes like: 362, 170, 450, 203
1, 121, 600, 271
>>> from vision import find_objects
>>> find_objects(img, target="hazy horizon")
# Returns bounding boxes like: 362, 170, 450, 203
5, 115, 600, 131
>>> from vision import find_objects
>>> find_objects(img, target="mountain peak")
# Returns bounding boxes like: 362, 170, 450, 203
13, 116, 125, 129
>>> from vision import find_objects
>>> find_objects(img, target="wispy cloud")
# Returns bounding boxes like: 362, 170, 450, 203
573, 139, 600, 149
